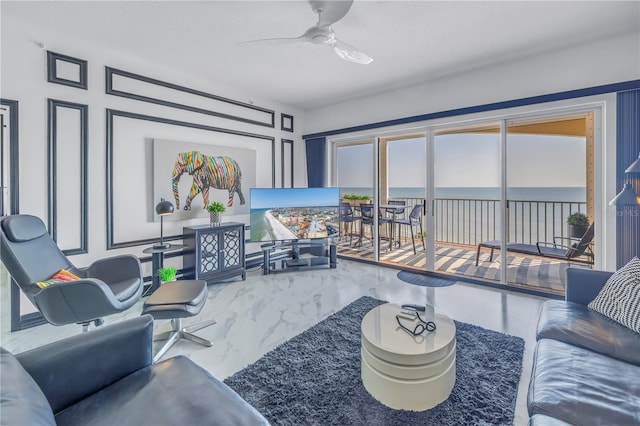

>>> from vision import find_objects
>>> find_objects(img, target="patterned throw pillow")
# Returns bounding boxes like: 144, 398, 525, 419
37, 269, 80, 289
588, 257, 640, 333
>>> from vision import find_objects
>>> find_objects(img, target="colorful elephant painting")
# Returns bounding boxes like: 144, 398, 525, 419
172, 151, 246, 210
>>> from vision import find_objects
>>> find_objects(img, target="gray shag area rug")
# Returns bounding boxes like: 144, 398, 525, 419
397, 271, 456, 287
224, 296, 525, 425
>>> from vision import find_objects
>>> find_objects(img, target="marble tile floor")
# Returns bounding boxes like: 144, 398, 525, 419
0, 259, 546, 426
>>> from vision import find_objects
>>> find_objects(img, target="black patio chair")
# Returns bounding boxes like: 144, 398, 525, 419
394, 203, 425, 254
339, 202, 361, 245
385, 200, 406, 249
359, 203, 392, 249
475, 223, 595, 267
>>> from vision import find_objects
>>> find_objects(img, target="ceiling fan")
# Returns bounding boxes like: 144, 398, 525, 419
238, 0, 373, 65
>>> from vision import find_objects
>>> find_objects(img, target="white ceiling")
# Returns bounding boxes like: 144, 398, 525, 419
3, 1, 639, 110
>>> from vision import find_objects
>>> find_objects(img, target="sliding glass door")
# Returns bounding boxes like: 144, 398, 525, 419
378, 135, 427, 268
433, 124, 503, 283
506, 114, 592, 294
331, 108, 597, 297
336, 141, 375, 261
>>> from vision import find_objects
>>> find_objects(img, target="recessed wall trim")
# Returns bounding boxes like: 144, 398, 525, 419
105, 67, 275, 128
0, 98, 36, 332
0, 99, 19, 215
281, 139, 294, 188
281, 113, 294, 132
106, 108, 275, 250
47, 99, 89, 255
47, 51, 88, 89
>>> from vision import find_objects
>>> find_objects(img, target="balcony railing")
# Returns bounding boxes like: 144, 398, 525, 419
388, 197, 587, 247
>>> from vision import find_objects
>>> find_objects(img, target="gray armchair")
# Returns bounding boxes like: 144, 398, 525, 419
0, 214, 143, 330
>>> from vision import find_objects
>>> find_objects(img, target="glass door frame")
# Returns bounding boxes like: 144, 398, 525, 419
332, 137, 382, 261
329, 101, 606, 284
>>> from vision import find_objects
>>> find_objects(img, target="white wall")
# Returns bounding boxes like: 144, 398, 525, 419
303, 32, 640, 272
304, 32, 639, 134
1, 16, 306, 272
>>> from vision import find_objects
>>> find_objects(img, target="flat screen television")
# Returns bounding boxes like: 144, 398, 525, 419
250, 187, 340, 242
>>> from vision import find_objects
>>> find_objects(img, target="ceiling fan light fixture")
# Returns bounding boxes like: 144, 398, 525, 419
332, 42, 373, 64
237, 0, 373, 65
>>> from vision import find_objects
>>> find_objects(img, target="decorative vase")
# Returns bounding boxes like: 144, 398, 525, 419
210, 212, 221, 227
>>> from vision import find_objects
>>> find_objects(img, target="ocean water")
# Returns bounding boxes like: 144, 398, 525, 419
340, 187, 587, 245
340, 187, 586, 202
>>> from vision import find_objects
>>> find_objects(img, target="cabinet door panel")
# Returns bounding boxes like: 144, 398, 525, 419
223, 229, 242, 269
199, 232, 220, 274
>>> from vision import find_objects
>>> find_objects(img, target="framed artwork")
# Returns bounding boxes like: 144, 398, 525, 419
153, 139, 256, 221
47, 51, 88, 89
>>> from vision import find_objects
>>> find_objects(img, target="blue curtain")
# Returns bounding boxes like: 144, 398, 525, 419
616, 89, 640, 267
305, 136, 327, 187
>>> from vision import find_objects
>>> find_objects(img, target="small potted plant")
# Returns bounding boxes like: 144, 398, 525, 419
157, 266, 177, 284
342, 193, 371, 208
567, 212, 589, 238
206, 201, 226, 226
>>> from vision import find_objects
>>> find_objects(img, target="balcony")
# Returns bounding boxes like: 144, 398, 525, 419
338, 196, 592, 296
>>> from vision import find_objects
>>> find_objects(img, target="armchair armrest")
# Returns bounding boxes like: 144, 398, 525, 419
536, 241, 593, 258
565, 267, 613, 305
33, 279, 126, 325
16, 315, 154, 414
83, 254, 142, 284
552, 235, 580, 246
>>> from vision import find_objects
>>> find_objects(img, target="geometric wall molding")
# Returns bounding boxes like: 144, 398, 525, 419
47, 51, 88, 90
105, 67, 275, 128
106, 108, 276, 250
281, 113, 294, 132
281, 139, 294, 188
47, 99, 89, 255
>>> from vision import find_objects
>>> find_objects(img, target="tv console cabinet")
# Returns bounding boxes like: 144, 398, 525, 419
183, 222, 246, 284
261, 239, 337, 274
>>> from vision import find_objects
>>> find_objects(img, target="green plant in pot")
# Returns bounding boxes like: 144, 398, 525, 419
567, 212, 589, 238
342, 193, 371, 207
206, 201, 226, 226
157, 266, 177, 284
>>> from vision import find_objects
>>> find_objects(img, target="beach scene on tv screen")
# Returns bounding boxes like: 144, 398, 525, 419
250, 188, 339, 241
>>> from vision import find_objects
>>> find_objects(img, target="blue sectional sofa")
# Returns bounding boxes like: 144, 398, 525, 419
1, 315, 269, 426
527, 268, 640, 425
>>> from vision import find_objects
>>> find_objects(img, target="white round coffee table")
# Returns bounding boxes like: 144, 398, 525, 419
361, 303, 456, 411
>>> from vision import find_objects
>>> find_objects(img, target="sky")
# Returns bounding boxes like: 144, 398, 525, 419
337, 134, 587, 188
250, 187, 339, 209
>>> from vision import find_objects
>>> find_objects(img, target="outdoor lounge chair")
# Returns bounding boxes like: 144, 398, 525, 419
475, 223, 594, 267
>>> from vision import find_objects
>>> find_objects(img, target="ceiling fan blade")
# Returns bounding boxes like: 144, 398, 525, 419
330, 38, 373, 65
310, 0, 354, 27
237, 36, 306, 47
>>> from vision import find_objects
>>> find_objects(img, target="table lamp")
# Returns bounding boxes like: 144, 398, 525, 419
154, 198, 175, 249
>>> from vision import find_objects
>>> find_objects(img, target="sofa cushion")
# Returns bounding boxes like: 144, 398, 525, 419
528, 339, 640, 425
537, 300, 640, 366
54, 355, 268, 426
588, 256, 640, 333
528, 414, 573, 426
0, 348, 56, 426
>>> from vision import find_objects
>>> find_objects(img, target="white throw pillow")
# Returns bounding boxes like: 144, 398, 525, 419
588, 257, 640, 333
